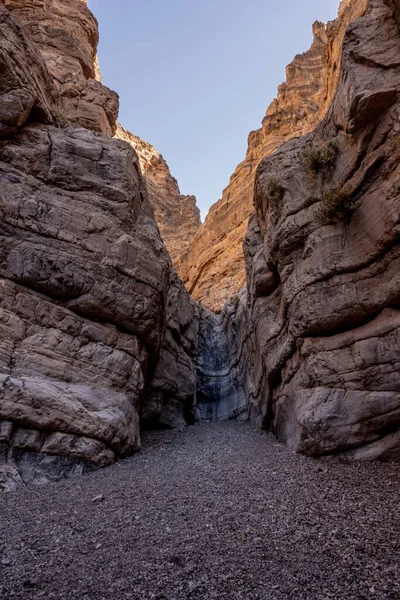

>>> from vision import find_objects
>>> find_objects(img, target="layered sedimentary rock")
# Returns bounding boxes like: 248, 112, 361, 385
0, 2, 197, 490
242, 0, 400, 460
115, 124, 201, 263
1, 0, 399, 492
0, 2, 55, 136
1, 0, 119, 135
178, 0, 367, 312
3, 0, 201, 272
196, 298, 247, 421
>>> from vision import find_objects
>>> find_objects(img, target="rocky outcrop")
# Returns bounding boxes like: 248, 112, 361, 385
144, 269, 199, 430
1, 0, 119, 136
0, 2, 197, 489
177, 0, 368, 312
4, 0, 200, 275
115, 124, 201, 264
242, 0, 400, 460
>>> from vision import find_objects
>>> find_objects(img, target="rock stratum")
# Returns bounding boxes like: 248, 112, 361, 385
0, 0, 399, 491
1, 0, 119, 136
177, 0, 368, 312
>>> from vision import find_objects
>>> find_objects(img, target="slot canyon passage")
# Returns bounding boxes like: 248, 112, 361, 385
0, 0, 400, 598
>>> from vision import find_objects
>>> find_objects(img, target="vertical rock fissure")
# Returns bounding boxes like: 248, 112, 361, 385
195, 303, 248, 422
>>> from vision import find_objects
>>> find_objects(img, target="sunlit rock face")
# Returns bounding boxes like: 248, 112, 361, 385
242, 0, 400, 460
0, 2, 55, 137
115, 124, 201, 265
176, 0, 368, 312
196, 304, 247, 422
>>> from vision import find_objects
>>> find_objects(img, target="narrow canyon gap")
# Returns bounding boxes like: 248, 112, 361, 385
0, 0, 399, 491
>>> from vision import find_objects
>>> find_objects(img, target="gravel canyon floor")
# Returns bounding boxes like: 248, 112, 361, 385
0, 422, 399, 600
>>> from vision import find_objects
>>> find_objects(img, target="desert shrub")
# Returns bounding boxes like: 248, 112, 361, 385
389, 135, 400, 164
228, 294, 240, 307
321, 183, 358, 224
52, 104, 70, 128
266, 177, 285, 203
302, 140, 338, 180
266, 178, 285, 224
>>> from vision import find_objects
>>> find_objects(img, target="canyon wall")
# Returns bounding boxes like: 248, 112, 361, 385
0, 0, 198, 490
1, 0, 202, 267
1, 0, 119, 136
241, 0, 400, 460
115, 124, 201, 264
1, 0, 399, 493
196, 298, 248, 422
177, 0, 368, 312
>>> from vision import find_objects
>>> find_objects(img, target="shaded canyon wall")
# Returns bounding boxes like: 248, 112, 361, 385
1, 0, 399, 494
241, 0, 400, 460
0, 0, 199, 490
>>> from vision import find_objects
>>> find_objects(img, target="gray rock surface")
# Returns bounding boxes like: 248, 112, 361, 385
196, 300, 247, 421
0, 120, 199, 486
242, 0, 400, 459
0, 3, 198, 489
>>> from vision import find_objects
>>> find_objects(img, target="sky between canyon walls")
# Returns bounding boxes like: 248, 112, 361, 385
89, 0, 339, 220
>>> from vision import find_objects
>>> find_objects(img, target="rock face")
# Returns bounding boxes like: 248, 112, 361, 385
0, 1, 197, 489
242, 0, 400, 460
1, 0, 119, 136
1, 0, 399, 491
177, 0, 368, 312
196, 299, 247, 421
115, 124, 201, 264
4, 0, 201, 276
0, 2, 55, 137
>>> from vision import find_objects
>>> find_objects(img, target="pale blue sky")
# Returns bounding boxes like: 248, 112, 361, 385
89, 0, 340, 219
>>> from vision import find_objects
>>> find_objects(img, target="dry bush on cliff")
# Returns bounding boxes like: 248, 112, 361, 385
302, 140, 338, 181
266, 178, 285, 203
322, 183, 358, 224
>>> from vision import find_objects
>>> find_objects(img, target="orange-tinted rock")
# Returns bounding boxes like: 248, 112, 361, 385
0, 1, 55, 137
115, 124, 200, 264
178, 0, 367, 312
